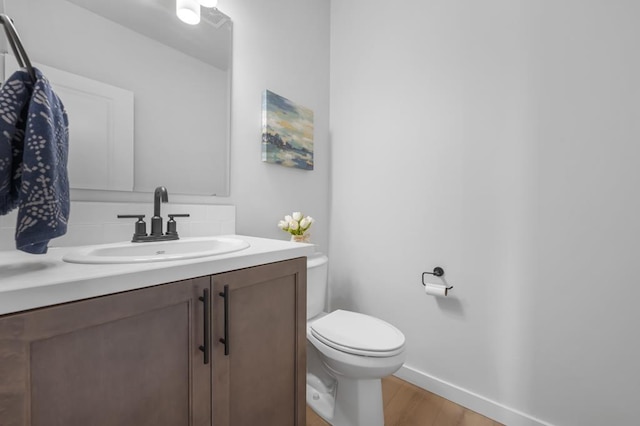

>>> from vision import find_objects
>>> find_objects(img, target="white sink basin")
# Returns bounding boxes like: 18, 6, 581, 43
62, 237, 250, 264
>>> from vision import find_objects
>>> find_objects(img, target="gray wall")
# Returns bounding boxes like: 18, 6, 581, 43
329, 1, 640, 425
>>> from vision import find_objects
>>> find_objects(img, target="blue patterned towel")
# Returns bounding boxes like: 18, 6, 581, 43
0, 68, 70, 254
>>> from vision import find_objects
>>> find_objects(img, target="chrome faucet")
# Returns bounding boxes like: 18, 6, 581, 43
151, 186, 168, 236
116, 186, 190, 242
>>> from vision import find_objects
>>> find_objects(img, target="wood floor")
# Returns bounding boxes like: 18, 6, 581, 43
306, 376, 504, 426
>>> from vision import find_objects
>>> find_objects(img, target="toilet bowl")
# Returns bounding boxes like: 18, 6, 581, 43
306, 254, 406, 426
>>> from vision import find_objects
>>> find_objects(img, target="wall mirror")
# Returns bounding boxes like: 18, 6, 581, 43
1, 0, 232, 196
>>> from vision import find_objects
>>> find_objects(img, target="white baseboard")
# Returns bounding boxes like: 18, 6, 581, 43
394, 365, 554, 426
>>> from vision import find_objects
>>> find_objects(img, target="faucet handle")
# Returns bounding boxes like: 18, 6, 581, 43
166, 214, 190, 237
117, 214, 147, 240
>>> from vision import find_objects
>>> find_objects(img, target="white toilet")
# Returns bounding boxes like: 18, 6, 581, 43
306, 253, 406, 426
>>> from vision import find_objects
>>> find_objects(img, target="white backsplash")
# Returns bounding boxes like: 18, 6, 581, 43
0, 202, 236, 251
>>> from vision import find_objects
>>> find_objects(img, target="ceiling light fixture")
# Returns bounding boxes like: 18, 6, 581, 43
176, 0, 201, 25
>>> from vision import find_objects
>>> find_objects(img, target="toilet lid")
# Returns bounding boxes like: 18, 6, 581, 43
310, 310, 405, 357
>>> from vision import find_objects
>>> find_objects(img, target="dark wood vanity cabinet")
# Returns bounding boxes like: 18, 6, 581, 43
211, 257, 307, 426
0, 257, 306, 426
0, 276, 211, 426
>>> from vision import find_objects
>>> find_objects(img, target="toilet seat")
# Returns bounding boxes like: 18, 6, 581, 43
310, 310, 405, 357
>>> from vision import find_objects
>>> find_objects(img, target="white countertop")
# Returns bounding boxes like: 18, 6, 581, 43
0, 235, 315, 316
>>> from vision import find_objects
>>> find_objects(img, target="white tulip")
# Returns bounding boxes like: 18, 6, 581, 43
292, 212, 302, 221
277, 220, 289, 230
289, 220, 299, 231
306, 216, 314, 224
300, 217, 311, 230
284, 215, 293, 223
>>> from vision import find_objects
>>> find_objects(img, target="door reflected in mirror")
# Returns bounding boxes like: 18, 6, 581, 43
2, 0, 232, 196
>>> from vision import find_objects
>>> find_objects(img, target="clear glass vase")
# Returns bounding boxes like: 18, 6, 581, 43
290, 234, 310, 243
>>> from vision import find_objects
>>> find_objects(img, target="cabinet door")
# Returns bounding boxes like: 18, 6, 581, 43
0, 277, 211, 426
212, 258, 306, 426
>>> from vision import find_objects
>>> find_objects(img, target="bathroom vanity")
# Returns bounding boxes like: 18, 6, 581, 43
0, 236, 312, 426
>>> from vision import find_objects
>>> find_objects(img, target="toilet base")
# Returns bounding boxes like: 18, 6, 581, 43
307, 374, 384, 426
307, 373, 336, 422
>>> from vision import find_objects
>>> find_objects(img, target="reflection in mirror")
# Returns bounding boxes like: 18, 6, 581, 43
1, 0, 232, 196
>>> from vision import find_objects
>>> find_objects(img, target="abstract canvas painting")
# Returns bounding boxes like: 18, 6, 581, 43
262, 90, 314, 170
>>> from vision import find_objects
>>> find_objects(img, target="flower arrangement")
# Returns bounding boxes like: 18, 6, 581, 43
278, 211, 314, 242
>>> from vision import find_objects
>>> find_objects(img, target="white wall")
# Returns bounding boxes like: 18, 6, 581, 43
222, 0, 331, 251
330, 1, 640, 425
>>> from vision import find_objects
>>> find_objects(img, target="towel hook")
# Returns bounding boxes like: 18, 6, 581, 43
0, 14, 36, 82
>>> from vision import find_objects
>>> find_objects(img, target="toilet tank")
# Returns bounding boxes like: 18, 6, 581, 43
306, 253, 328, 320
